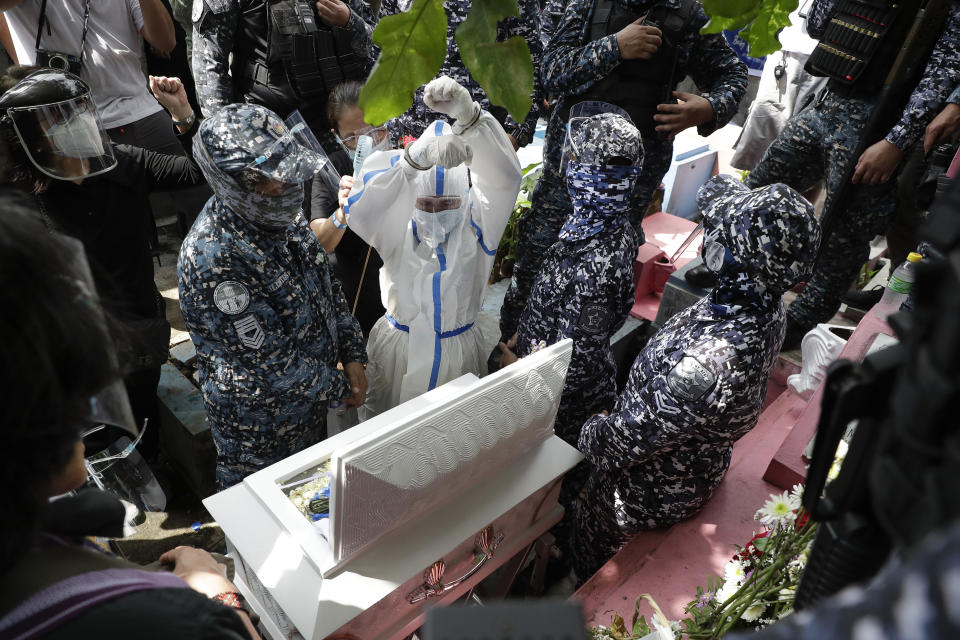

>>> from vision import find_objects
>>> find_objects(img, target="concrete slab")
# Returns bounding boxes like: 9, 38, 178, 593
169, 339, 197, 368
157, 363, 216, 498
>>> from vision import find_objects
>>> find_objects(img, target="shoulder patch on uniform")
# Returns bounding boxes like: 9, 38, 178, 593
666, 356, 716, 402
214, 281, 250, 315
233, 314, 265, 350
578, 302, 613, 335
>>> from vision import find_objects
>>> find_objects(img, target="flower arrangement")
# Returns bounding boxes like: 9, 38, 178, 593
590, 485, 818, 640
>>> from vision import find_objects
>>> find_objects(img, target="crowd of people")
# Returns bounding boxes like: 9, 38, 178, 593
1, 0, 959, 637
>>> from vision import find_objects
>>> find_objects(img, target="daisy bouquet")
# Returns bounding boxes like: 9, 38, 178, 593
590, 486, 818, 640
678, 484, 817, 638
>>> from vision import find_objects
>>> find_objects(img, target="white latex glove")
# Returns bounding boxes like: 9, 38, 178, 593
406, 134, 473, 169
423, 76, 478, 124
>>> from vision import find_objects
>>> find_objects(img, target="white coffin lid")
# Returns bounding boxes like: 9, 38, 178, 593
204, 340, 583, 639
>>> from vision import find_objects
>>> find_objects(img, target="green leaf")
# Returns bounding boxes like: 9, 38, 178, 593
455, 0, 533, 124
739, 0, 798, 57
632, 615, 652, 637
359, 0, 448, 125
701, 0, 758, 18
700, 0, 800, 57
701, 12, 752, 34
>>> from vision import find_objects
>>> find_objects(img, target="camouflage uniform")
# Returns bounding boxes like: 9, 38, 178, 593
745, 0, 960, 333
379, 0, 542, 147
540, 0, 568, 48
498, 0, 747, 339
515, 113, 642, 554
191, 0, 376, 150
573, 176, 821, 581
178, 104, 366, 489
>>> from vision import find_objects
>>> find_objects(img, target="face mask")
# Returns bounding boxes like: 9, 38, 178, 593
44, 111, 104, 158
412, 203, 466, 249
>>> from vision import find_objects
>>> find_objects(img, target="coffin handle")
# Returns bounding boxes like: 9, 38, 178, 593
407, 526, 504, 604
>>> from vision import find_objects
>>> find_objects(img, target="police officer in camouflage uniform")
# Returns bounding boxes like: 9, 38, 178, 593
573, 175, 821, 582
379, 0, 542, 149
178, 103, 367, 489
745, 0, 960, 349
191, 0, 376, 152
497, 0, 748, 341
501, 109, 642, 559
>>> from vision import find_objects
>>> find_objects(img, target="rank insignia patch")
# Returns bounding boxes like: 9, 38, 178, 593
666, 356, 716, 401
233, 314, 265, 349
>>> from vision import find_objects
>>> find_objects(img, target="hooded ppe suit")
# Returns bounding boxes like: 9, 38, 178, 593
573, 175, 822, 581
178, 103, 366, 489
344, 95, 522, 417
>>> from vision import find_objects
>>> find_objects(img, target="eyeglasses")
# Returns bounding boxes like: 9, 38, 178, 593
336, 124, 388, 150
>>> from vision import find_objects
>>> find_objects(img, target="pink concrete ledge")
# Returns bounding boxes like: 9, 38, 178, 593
763, 308, 896, 490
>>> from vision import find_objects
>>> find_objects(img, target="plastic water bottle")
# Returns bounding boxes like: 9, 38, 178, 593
876, 252, 921, 317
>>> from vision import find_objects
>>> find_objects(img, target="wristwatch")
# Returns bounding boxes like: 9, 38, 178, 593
172, 111, 196, 128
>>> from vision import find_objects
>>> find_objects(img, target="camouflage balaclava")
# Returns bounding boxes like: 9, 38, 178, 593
194, 103, 328, 230
561, 113, 643, 242
696, 175, 821, 315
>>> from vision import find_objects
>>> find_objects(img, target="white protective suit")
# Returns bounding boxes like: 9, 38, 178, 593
345, 111, 521, 417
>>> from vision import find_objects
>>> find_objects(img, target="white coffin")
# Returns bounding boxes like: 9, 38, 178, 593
204, 340, 583, 640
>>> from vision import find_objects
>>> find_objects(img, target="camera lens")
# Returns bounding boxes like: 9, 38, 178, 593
49, 54, 69, 71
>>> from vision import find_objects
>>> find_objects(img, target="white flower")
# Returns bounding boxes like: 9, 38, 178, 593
723, 559, 746, 587
789, 483, 804, 505
740, 603, 766, 622
717, 580, 740, 604
756, 491, 798, 527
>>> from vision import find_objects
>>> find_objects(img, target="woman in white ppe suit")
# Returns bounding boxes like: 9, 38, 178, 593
344, 76, 522, 417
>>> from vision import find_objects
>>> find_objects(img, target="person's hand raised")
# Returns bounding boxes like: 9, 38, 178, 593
149, 75, 192, 122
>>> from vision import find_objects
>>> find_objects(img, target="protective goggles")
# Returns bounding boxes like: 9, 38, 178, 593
415, 195, 463, 213
336, 124, 388, 150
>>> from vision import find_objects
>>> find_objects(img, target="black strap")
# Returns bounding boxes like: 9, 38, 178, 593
35, 0, 92, 66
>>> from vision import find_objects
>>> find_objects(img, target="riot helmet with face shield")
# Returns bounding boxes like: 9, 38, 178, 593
0, 69, 115, 181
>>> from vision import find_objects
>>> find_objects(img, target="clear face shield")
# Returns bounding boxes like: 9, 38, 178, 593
244, 110, 341, 193
57, 235, 138, 437
413, 194, 467, 249
561, 101, 635, 174
6, 92, 116, 180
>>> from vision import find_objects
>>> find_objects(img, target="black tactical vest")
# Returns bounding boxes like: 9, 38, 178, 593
805, 0, 921, 93
232, 0, 364, 119
567, 0, 700, 134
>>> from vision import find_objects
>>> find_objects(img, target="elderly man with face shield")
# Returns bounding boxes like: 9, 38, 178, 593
342, 76, 522, 418
178, 103, 367, 490
498, 106, 644, 565
572, 175, 822, 582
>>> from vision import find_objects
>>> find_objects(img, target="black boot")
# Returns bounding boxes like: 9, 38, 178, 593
782, 318, 811, 351
684, 264, 718, 289
840, 286, 884, 312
